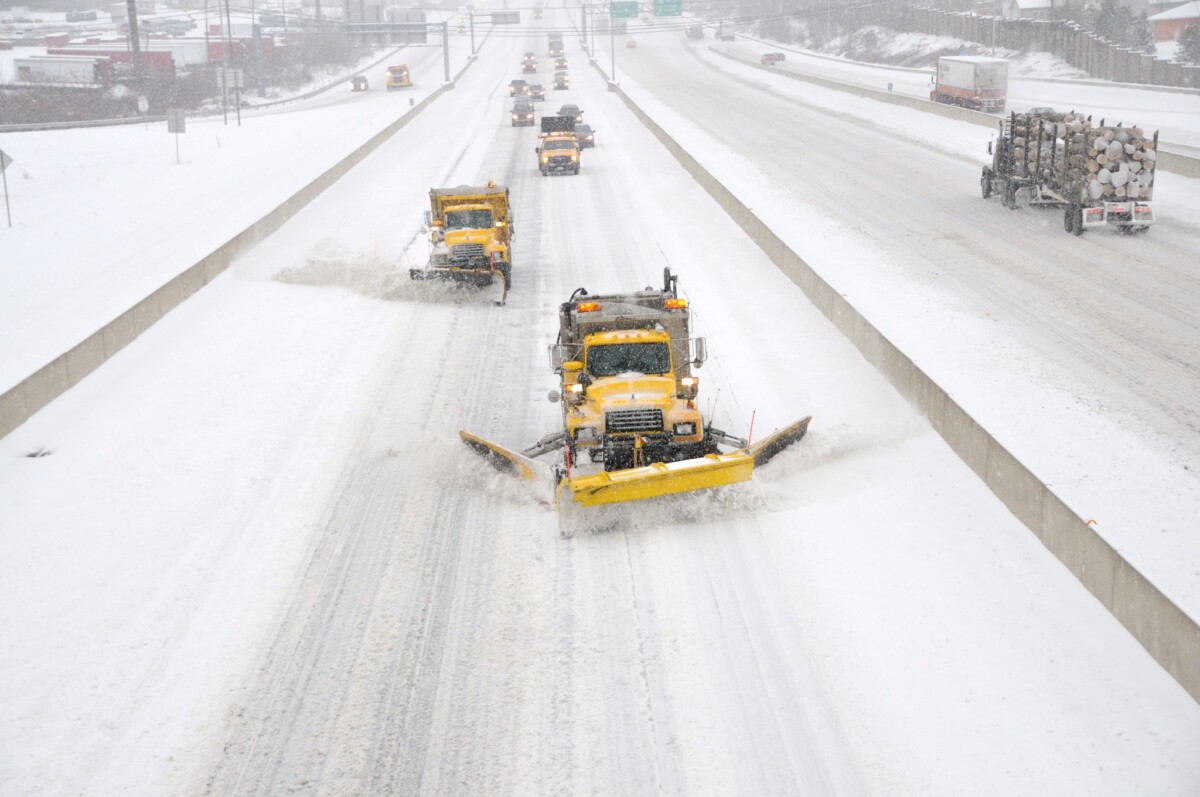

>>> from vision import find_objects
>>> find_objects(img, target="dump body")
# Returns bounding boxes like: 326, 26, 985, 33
981, 111, 1157, 233
932, 56, 1007, 113
413, 185, 513, 286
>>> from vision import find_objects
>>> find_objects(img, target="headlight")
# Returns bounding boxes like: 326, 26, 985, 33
673, 422, 696, 436
570, 155, 577, 161
542, 156, 550, 163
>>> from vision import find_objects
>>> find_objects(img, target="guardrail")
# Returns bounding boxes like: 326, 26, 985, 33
0, 34, 489, 441
590, 57, 1200, 706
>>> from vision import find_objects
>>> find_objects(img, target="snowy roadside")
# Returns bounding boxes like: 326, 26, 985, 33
0, 36, 474, 395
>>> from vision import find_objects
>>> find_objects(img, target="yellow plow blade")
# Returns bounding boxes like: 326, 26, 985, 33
558, 451, 755, 509
747, 416, 812, 467
459, 431, 539, 481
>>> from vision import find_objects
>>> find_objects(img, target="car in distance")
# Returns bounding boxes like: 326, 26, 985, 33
574, 123, 596, 147
557, 103, 583, 123
511, 100, 535, 126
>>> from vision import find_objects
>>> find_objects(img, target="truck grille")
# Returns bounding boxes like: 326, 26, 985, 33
451, 243, 485, 260
550, 156, 570, 165
606, 409, 663, 434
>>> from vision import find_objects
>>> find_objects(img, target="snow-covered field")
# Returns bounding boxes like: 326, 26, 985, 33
2, 9, 1200, 796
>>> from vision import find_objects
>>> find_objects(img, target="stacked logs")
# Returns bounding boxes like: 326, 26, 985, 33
1006, 111, 1156, 202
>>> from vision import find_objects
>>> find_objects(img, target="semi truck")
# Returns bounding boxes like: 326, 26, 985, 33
410, 184, 513, 299
931, 56, 1007, 113
981, 110, 1157, 234
461, 270, 811, 531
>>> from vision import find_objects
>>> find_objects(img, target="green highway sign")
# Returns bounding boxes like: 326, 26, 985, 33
611, 1, 638, 18
653, 0, 681, 16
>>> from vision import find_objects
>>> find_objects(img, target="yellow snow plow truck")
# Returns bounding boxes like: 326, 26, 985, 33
461, 269, 811, 531
386, 64, 412, 89
411, 184, 513, 299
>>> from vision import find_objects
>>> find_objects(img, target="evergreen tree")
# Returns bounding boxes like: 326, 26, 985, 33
1133, 12, 1156, 54
1091, 0, 1124, 42
1180, 23, 1200, 65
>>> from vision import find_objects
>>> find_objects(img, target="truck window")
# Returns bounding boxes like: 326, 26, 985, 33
544, 140, 575, 151
587, 343, 670, 377
444, 209, 494, 229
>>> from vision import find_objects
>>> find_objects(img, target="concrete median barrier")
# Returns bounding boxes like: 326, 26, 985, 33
599, 64, 1200, 705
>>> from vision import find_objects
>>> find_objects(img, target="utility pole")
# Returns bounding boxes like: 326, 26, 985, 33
125, 0, 141, 82
252, 0, 264, 97
609, 8, 614, 80
442, 21, 450, 82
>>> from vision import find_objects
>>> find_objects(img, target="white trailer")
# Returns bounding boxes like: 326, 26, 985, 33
931, 56, 1007, 113
14, 55, 107, 85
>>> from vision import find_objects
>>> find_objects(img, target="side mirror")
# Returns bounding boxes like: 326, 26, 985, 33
692, 337, 707, 368
548, 390, 561, 404
423, 210, 432, 226
534, 147, 540, 154
987, 141, 993, 155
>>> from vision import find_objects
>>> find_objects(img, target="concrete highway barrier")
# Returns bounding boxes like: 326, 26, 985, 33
595, 61, 1200, 706
0, 43, 489, 441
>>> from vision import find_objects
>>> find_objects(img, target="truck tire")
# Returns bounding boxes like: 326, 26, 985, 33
1065, 205, 1083, 236
1001, 182, 1016, 210
499, 262, 512, 291
981, 168, 993, 199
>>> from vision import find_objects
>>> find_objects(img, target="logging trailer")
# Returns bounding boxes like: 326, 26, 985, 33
981, 111, 1157, 235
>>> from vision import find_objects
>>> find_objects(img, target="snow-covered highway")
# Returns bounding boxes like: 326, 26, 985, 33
2, 10, 1200, 796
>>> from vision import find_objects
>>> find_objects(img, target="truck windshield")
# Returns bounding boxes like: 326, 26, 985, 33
544, 140, 575, 151
444, 209, 493, 230
587, 343, 670, 377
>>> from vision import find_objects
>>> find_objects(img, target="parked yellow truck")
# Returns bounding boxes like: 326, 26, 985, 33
410, 184, 513, 300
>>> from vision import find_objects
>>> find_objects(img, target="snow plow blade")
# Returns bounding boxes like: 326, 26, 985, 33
557, 451, 755, 509
747, 416, 811, 467
460, 431, 540, 481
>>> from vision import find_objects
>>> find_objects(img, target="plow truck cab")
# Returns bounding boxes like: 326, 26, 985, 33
411, 184, 513, 300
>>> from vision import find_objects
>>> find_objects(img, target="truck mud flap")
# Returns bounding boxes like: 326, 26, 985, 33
460, 431, 540, 481
747, 416, 812, 468
557, 451, 755, 510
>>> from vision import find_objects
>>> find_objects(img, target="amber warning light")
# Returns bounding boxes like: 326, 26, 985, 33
663, 298, 687, 309
576, 302, 600, 313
